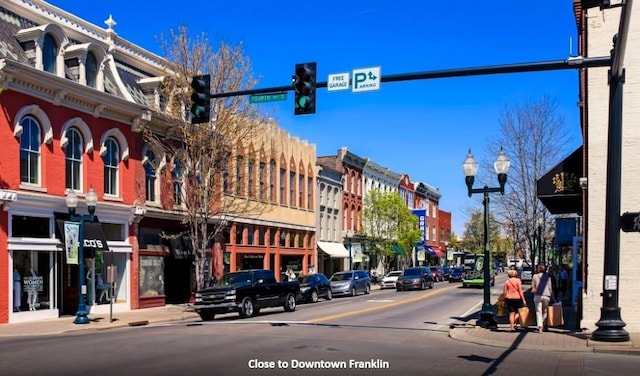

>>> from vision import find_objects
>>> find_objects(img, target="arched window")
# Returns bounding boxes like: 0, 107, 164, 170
269, 159, 276, 202
102, 138, 119, 195
65, 128, 83, 191
42, 34, 58, 74
172, 157, 183, 205
144, 149, 157, 202
86, 51, 98, 88
19, 116, 41, 184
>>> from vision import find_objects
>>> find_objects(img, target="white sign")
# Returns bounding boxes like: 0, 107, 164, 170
605, 275, 617, 290
352, 66, 381, 92
327, 73, 350, 91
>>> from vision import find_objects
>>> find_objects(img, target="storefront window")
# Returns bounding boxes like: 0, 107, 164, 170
13, 250, 52, 312
87, 252, 128, 304
140, 255, 165, 297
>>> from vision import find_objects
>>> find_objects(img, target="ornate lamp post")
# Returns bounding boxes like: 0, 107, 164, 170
463, 148, 510, 329
66, 188, 98, 325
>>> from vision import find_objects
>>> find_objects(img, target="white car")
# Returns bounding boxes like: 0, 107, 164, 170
380, 271, 403, 289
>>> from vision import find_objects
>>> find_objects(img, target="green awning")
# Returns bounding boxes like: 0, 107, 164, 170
391, 244, 405, 255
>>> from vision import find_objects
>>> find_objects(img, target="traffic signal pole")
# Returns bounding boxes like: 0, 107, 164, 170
207, 56, 611, 99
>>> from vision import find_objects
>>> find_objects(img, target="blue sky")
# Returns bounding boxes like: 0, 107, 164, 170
47, 0, 583, 235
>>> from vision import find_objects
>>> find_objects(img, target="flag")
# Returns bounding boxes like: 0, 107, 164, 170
64, 221, 79, 265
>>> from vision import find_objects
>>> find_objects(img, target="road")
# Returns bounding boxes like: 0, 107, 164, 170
1, 276, 639, 375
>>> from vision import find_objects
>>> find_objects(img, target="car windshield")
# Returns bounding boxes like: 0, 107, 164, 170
429, 267, 439, 271
403, 268, 421, 276
386, 271, 403, 277
216, 272, 252, 287
330, 273, 352, 281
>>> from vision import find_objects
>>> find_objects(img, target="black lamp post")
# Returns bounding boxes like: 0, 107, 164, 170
346, 230, 353, 271
463, 148, 510, 329
66, 188, 98, 325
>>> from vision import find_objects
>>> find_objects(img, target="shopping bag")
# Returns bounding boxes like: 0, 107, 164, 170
518, 306, 535, 327
547, 303, 564, 327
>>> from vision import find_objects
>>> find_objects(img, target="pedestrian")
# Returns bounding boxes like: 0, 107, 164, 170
531, 264, 555, 333
286, 268, 296, 281
503, 269, 527, 332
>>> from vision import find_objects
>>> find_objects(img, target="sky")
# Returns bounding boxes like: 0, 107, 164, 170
46, 0, 584, 235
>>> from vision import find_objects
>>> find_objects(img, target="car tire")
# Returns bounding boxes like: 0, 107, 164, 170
429, 280, 434, 289
365, 284, 371, 294
421, 281, 426, 290
198, 310, 216, 321
351, 286, 357, 297
311, 290, 319, 303
240, 297, 255, 318
284, 293, 296, 312
325, 289, 332, 300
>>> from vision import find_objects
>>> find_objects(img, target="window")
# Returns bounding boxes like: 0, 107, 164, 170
248, 159, 255, 198
279, 168, 286, 205
289, 172, 295, 206
223, 153, 231, 194
235, 156, 243, 196
65, 128, 83, 191
259, 162, 266, 200
298, 174, 304, 207
235, 224, 244, 245
139, 256, 164, 297
280, 230, 287, 247
19, 117, 41, 185
298, 232, 305, 248
269, 228, 275, 247
144, 149, 157, 202
258, 227, 266, 246
269, 160, 276, 202
307, 177, 313, 210
172, 158, 183, 205
102, 138, 119, 195
42, 34, 58, 74
86, 51, 98, 88
247, 225, 255, 245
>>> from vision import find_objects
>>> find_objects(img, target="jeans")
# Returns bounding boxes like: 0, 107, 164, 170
534, 295, 551, 328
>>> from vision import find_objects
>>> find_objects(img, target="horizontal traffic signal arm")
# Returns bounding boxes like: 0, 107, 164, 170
207, 56, 611, 99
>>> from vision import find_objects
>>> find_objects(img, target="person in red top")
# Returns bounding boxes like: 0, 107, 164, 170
503, 269, 527, 331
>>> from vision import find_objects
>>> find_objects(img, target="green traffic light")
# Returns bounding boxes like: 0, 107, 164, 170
297, 96, 309, 108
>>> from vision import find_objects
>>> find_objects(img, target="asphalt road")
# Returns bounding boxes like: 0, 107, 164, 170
2, 277, 640, 376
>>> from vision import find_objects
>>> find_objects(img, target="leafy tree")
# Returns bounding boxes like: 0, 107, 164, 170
143, 26, 271, 290
460, 210, 501, 253
362, 189, 421, 271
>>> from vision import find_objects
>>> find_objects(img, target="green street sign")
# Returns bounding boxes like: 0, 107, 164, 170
249, 92, 287, 104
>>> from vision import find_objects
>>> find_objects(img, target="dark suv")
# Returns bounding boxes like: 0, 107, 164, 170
396, 267, 434, 291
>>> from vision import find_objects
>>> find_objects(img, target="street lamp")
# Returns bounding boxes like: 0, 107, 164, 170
346, 230, 354, 271
66, 187, 98, 325
463, 148, 510, 329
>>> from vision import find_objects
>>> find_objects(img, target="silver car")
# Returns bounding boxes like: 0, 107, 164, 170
329, 270, 371, 296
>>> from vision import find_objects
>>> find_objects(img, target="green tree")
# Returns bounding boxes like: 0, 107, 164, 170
460, 210, 501, 253
362, 189, 421, 270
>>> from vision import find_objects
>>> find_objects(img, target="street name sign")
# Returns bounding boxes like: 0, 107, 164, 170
352, 66, 381, 93
249, 92, 287, 104
327, 73, 350, 91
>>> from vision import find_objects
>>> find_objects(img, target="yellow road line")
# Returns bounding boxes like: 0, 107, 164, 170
309, 285, 454, 323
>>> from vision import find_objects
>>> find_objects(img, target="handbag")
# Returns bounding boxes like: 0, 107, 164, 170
547, 303, 564, 327
518, 306, 535, 327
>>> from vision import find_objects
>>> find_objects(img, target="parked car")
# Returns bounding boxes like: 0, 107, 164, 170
428, 265, 446, 282
380, 270, 403, 289
329, 270, 371, 296
448, 266, 464, 283
396, 267, 434, 291
297, 273, 332, 303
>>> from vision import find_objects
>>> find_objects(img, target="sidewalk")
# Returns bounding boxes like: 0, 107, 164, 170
449, 304, 640, 355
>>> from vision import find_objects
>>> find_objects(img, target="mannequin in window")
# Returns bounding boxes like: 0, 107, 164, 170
97, 275, 109, 303
27, 265, 38, 311
13, 268, 21, 312
85, 259, 94, 305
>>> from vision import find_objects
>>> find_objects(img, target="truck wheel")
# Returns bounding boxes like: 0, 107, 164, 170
240, 297, 255, 318
365, 284, 371, 294
198, 310, 216, 321
311, 290, 319, 303
284, 293, 296, 312
325, 289, 332, 300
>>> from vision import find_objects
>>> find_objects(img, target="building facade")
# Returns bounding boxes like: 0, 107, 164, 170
315, 161, 347, 277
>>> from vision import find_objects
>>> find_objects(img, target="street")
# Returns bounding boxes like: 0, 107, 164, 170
1, 278, 639, 376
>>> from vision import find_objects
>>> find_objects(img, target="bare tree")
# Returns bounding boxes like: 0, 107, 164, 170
143, 26, 271, 290
484, 96, 572, 262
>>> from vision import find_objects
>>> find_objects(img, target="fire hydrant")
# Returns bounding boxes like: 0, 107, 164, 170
496, 294, 506, 317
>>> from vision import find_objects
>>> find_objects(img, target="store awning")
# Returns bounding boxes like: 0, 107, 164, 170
317, 241, 349, 258
54, 214, 109, 254
425, 246, 436, 256
536, 146, 583, 215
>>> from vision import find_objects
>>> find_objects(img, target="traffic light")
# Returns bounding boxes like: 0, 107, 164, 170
190, 74, 210, 124
293, 62, 316, 115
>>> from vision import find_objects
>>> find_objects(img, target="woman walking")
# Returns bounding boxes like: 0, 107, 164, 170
503, 269, 527, 331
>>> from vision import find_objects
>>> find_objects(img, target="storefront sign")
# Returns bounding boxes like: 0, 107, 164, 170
23, 276, 43, 292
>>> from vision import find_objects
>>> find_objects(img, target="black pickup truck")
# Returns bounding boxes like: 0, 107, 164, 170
194, 269, 300, 321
